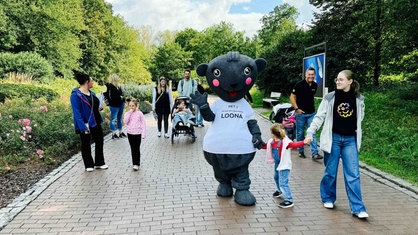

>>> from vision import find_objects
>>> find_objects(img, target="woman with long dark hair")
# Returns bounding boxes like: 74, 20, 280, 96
152, 77, 173, 138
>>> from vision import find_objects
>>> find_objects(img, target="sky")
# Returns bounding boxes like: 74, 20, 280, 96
104, 0, 319, 38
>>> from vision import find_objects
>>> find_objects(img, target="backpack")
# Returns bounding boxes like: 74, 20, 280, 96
180, 79, 195, 93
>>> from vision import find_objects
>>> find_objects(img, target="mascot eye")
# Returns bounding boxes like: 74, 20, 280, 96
243, 67, 252, 75
213, 69, 221, 77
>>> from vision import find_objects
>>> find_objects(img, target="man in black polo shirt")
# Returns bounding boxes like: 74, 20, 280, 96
290, 67, 323, 160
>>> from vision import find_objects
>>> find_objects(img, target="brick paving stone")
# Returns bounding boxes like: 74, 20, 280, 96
0, 95, 417, 234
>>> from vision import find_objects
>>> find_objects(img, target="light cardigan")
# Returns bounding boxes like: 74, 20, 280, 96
265, 136, 303, 171
123, 110, 147, 137
306, 91, 365, 154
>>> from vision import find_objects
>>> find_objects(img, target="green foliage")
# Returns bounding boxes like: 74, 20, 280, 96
122, 83, 153, 112
0, 83, 59, 103
258, 4, 298, 49
150, 42, 192, 82
361, 89, 418, 184
257, 30, 312, 95
0, 98, 77, 165
0, 52, 54, 81
122, 83, 153, 102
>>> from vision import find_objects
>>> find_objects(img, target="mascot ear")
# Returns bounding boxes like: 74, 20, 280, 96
196, 64, 208, 76
255, 58, 267, 73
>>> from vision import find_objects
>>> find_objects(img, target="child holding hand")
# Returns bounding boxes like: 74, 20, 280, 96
123, 99, 146, 170
263, 123, 308, 208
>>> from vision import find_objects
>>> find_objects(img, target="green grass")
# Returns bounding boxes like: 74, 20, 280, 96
250, 85, 418, 185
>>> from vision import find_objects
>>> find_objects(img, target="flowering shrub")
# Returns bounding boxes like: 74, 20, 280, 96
0, 96, 110, 170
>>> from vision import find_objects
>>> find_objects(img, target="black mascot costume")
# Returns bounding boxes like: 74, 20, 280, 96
191, 51, 266, 206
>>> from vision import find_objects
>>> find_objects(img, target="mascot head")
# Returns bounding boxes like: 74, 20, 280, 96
196, 51, 266, 102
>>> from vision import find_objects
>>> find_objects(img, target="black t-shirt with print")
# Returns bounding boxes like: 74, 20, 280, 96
333, 90, 357, 136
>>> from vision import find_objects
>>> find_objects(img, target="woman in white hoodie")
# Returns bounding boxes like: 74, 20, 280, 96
305, 70, 368, 219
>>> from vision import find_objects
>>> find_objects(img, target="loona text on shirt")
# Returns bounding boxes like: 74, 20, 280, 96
221, 112, 243, 119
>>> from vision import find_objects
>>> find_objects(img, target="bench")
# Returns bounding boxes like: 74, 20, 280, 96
263, 92, 281, 108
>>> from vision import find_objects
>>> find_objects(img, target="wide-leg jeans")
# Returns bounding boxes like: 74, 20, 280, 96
320, 132, 367, 214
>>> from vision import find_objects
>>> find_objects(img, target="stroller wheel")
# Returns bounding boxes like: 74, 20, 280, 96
171, 130, 175, 144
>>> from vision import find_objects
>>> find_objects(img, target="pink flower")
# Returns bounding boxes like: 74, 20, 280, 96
39, 106, 48, 112
29, 135, 32, 139
20, 136, 26, 141
9, 115, 12, 119
18, 118, 31, 126
36, 149, 44, 159
25, 126, 32, 133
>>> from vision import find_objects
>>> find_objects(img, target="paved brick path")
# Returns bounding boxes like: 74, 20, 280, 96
0, 97, 417, 234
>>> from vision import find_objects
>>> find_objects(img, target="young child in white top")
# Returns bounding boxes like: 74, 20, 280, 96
123, 99, 146, 170
172, 99, 195, 127
263, 123, 307, 208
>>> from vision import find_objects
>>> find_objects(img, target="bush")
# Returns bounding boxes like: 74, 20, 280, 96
0, 83, 59, 103
121, 83, 153, 113
0, 52, 54, 81
0, 96, 111, 170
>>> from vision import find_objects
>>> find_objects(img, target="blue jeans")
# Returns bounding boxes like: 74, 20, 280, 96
320, 133, 366, 214
272, 148, 281, 192
109, 103, 125, 131
295, 112, 318, 155
194, 105, 203, 125
279, 169, 292, 202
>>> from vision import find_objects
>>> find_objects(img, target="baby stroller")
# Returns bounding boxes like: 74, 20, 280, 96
269, 103, 296, 140
171, 96, 197, 144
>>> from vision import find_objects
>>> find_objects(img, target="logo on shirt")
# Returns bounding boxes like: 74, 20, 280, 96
337, 103, 353, 118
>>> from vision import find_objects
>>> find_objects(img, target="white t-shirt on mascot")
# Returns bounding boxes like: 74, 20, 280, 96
203, 98, 256, 154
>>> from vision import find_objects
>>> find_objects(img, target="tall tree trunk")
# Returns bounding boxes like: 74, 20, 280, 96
373, 0, 382, 86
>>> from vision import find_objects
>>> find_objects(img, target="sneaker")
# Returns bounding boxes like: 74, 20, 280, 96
119, 132, 127, 138
85, 168, 94, 172
354, 211, 369, 219
132, 165, 139, 171
157, 132, 161, 137
312, 154, 323, 160
323, 202, 334, 209
298, 153, 306, 158
95, 164, 109, 169
112, 133, 119, 139
278, 200, 294, 208
164, 133, 170, 138
272, 191, 282, 198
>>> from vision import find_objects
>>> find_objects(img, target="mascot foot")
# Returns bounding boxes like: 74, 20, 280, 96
217, 183, 233, 197
234, 190, 256, 206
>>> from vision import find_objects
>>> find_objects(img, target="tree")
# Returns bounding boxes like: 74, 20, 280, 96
150, 42, 192, 82
0, 0, 85, 78
258, 4, 298, 50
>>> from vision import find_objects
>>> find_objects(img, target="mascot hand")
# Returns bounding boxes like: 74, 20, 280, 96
252, 135, 265, 150
190, 91, 208, 108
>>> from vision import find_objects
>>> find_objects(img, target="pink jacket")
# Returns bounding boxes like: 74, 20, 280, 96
123, 110, 146, 137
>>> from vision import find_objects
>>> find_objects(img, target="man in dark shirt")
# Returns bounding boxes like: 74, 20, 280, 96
290, 67, 323, 160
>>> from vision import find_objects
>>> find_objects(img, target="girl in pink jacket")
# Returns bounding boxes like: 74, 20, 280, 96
124, 99, 147, 170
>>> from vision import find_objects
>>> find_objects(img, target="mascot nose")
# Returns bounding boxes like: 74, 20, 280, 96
230, 83, 238, 89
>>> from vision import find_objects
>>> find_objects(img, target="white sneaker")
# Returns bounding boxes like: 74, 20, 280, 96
164, 133, 170, 138
323, 202, 334, 209
133, 165, 139, 171
157, 132, 161, 137
354, 211, 369, 219
85, 168, 94, 172
95, 165, 108, 169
